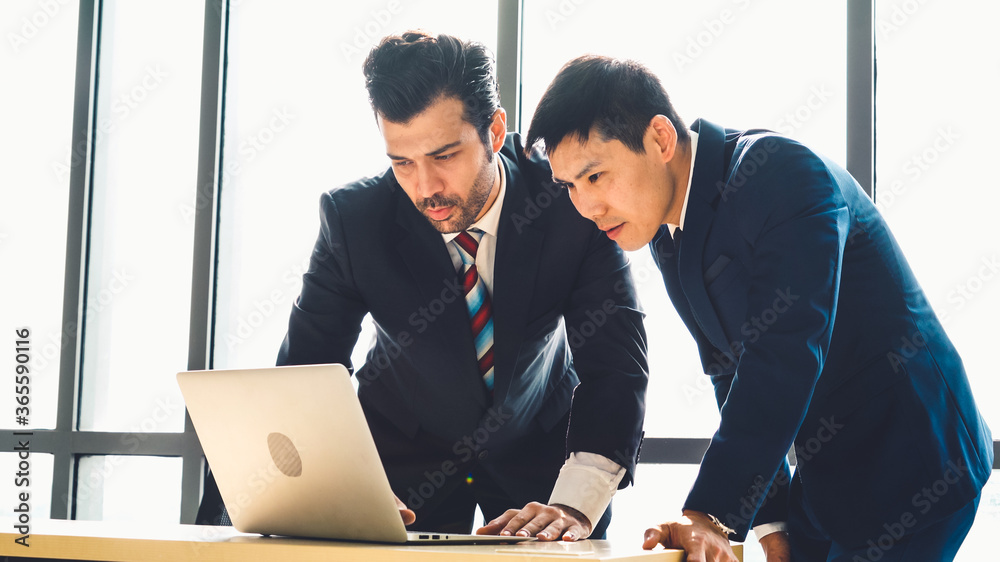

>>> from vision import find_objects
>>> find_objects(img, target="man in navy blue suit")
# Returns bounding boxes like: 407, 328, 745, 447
509, 55, 993, 561
199, 34, 648, 541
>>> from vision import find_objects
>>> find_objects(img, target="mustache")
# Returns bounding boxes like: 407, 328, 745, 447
417, 194, 462, 213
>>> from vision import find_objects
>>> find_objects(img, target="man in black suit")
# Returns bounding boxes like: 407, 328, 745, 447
198, 32, 648, 541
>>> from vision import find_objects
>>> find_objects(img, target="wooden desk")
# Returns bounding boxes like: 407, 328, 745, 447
1, 519, 742, 561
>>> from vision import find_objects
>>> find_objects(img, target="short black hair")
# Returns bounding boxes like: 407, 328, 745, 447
363, 31, 500, 147
526, 55, 688, 155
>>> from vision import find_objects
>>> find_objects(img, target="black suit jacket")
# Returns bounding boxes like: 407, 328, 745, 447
276, 133, 648, 511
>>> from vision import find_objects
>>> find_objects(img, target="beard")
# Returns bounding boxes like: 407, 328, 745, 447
417, 151, 496, 233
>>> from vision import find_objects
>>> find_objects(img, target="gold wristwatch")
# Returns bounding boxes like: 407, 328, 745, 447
706, 513, 736, 537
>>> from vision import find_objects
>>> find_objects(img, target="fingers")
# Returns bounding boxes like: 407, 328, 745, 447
479, 502, 589, 541
521, 514, 562, 541
643, 526, 665, 550
476, 508, 520, 535
499, 502, 547, 537
475, 523, 500, 535
394, 495, 417, 526
547, 503, 591, 541
510, 503, 585, 541
399, 507, 416, 526
642, 522, 681, 551
540, 520, 585, 542
642, 521, 737, 562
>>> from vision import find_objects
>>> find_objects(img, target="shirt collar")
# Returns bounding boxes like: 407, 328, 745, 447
442, 156, 506, 242
667, 129, 698, 236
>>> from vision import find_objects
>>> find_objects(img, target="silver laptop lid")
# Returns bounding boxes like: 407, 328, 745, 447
177, 364, 408, 542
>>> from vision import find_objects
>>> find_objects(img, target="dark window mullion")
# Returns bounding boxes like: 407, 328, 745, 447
497, 0, 523, 133
53, 0, 101, 520
178, 0, 230, 524
847, 0, 875, 198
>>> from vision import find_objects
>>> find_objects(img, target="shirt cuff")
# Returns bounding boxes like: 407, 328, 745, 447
753, 521, 788, 540
547, 452, 625, 531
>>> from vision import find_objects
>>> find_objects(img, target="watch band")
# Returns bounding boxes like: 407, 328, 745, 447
706, 513, 736, 537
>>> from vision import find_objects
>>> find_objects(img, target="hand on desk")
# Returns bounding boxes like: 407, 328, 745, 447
642, 510, 738, 562
394, 494, 416, 526
476, 501, 592, 541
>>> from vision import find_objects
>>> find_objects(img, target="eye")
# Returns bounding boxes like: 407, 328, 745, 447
555, 181, 574, 190
435, 152, 456, 161
393, 160, 412, 168
588, 172, 602, 184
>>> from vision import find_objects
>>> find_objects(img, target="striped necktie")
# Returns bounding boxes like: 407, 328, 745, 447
453, 230, 495, 392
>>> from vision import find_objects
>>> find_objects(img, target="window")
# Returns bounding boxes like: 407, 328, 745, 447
74, 456, 182, 522
874, 5, 1000, 555
0, 0, 79, 521
213, 0, 500, 371
522, 0, 847, 438
1, 0, 80, 431
78, 0, 204, 434
10, 4, 996, 559
874, 0, 1000, 431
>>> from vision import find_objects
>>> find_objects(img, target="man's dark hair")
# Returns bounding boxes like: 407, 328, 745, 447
363, 31, 500, 147
526, 55, 689, 155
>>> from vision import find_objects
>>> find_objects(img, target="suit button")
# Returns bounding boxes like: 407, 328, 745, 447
478, 450, 489, 461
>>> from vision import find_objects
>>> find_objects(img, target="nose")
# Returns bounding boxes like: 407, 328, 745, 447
569, 187, 607, 222
414, 164, 444, 199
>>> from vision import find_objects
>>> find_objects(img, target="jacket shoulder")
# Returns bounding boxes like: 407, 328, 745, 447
315, 168, 404, 242
500, 132, 556, 189
499, 133, 593, 230
325, 167, 398, 207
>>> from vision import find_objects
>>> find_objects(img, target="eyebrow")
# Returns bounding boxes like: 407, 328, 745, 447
553, 160, 601, 184
387, 140, 462, 161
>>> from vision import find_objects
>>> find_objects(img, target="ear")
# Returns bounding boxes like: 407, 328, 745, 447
647, 115, 679, 164
488, 108, 508, 154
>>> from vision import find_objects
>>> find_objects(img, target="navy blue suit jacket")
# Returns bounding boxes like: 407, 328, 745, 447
653, 119, 992, 544
277, 134, 648, 509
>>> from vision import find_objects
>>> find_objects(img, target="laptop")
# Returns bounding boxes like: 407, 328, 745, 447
177, 363, 534, 544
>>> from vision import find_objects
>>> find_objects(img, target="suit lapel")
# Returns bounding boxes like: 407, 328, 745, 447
492, 153, 545, 402
392, 180, 489, 408
394, 197, 455, 286
678, 120, 731, 351
651, 229, 698, 330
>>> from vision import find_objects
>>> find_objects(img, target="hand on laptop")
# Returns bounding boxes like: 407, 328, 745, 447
476, 502, 591, 541
394, 494, 416, 526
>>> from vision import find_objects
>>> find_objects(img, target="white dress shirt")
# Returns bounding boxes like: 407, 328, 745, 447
667, 130, 698, 236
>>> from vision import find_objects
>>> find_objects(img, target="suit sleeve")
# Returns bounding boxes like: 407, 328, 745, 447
562, 227, 649, 489
710, 374, 791, 532
277, 192, 369, 369
684, 142, 850, 540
